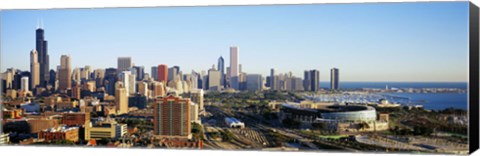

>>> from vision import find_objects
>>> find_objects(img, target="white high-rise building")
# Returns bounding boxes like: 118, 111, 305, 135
229, 46, 239, 90
128, 73, 136, 95
117, 57, 132, 72
119, 71, 131, 95
21, 77, 29, 92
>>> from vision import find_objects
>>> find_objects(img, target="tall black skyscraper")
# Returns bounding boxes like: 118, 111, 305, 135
36, 22, 50, 87
304, 70, 319, 92
310, 70, 320, 92
330, 68, 339, 90
49, 69, 56, 90
218, 56, 225, 87
104, 68, 118, 95
133, 66, 145, 81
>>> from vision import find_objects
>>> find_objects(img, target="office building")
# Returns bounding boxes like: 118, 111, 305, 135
208, 65, 221, 91
36, 23, 50, 87
0, 133, 9, 145
30, 49, 40, 88
117, 57, 132, 72
229, 46, 239, 90
103, 68, 117, 96
62, 112, 90, 126
38, 126, 79, 142
119, 71, 134, 95
152, 82, 165, 98
330, 68, 339, 90
128, 72, 136, 95
71, 84, 81, 99
270, 68, 277, 90
72, 68, 81, 85
157, 64, 168, 83
218, 56, 225, 87
49, 70, 56, 91
115, 82, 128, 114
137, 81, 149, 97
190, 103, 200, 124
133, 66, 145, 81
85, 119, 127, 140
58, 55, 72, 91
21, 77, 29, 92
190, 89, 204, 112
304, 70, 320, 92
246, 74, 263, 91
239, 72, 247, 91
151, 66, 158, 81
168, 67, 178, 82
129, 94, 147, 109
154, 95, 191, 139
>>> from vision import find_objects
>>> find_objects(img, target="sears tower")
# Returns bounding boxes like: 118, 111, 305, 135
36, 21, 50, 87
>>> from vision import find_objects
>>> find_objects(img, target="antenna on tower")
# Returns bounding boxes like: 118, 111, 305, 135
40, 19, 44, 29
37, 19, 40, 29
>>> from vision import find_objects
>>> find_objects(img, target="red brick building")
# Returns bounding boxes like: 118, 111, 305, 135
38, 126, 79, 142
154, 95, 191, 138
157, 64, 168, 83
62, 112, 90, 126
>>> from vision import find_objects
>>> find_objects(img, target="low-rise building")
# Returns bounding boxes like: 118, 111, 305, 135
85, 119, 127, 140
0, 133, 9, 144
38, 126, 79, 142
62, 112, 90, 126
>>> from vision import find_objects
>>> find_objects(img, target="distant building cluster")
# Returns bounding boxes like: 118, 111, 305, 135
1, 21, 344, 148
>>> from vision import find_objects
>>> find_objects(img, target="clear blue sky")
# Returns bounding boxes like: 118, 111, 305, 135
1, 2, 469, 82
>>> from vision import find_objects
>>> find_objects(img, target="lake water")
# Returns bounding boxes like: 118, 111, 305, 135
317, 82, 469, 110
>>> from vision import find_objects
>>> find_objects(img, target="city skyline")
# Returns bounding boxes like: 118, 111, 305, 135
1, 2, 469, 82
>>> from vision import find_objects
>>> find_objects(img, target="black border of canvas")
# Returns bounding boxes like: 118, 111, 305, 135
469, 2, 479, 154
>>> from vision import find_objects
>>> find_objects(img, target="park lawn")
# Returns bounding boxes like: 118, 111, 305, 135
318, 135, 348, 140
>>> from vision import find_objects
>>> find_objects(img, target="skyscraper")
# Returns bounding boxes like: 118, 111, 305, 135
151, 66, 158, 81
133, 66, 145, 81
190, 89, 204, 112
270, 68, 277, 90
71, 84, 81, 99
208, 65, 221, 91
157, 64, 168, 83
330, 68, 339, 90
218, 56, 225, 87
115, 82, 128, 114
58, 55, 72, 91
310, 70, 320, 92
30, 49, 40, 89
21, 76, 29, 92
246, 74, 263, 91
36, 23, 50, 87
229, 46, 239, 90
137, 81, 148, 97
173, 66, 180, 74
153, 95, 191, 138
168, 67, 178, 82
104, 68, 117, 96
49, 70, 56, 91
117, 57, 132, 72
119, 71, 132, 95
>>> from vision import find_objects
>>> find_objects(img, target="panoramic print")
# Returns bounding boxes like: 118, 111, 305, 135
0, 2, 471, 154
